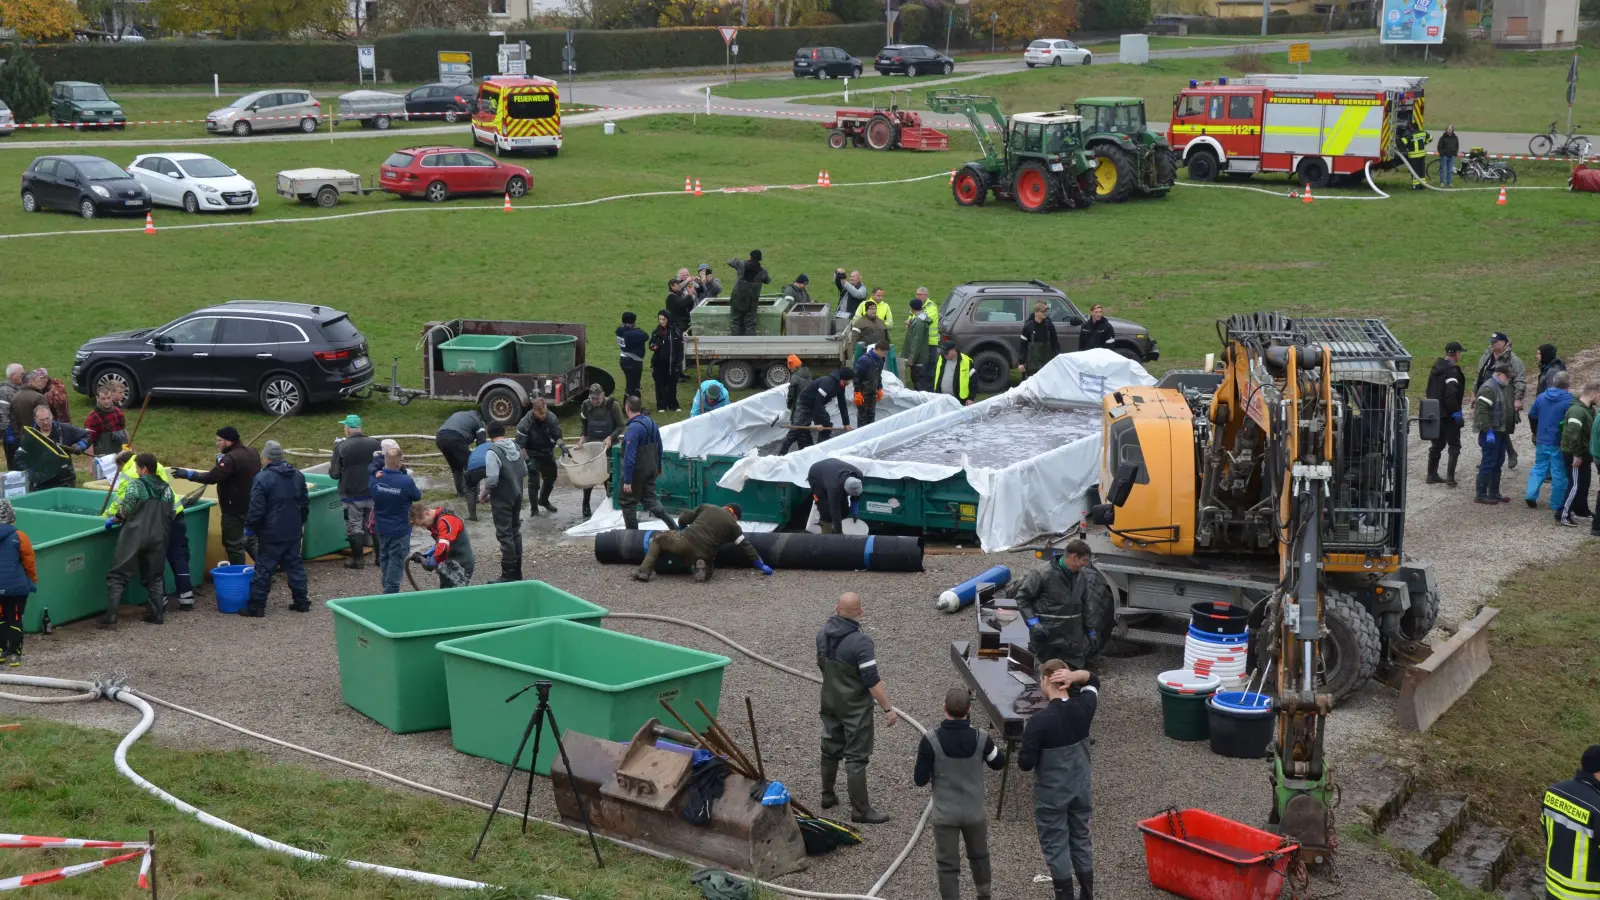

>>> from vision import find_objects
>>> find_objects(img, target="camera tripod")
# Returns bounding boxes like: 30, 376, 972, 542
470, 680, 604, 867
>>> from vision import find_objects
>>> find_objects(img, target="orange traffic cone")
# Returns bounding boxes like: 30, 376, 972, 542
694, 178, 703, 197
1301, 183, 1314, 204
684, 176, 692, 193
1496, 186, 1507, 206
949, 168, 956, 184
144, 212, 155, 234
503, 193, 513, 212
822, 170, 832, 187
817, 170, 825, 186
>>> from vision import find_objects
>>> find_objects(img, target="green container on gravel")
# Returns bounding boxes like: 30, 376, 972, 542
300, 473, 345, 561
514, 333, 578, 374
438, 619, 729, 774
1157, 669, 1221, 742
12, 509, 118, 633
439, 334, 516, 373
327, 582, 608, 734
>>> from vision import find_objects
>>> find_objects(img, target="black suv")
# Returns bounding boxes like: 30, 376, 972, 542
875, 45, 954, 77
938, 280, 1159, 393
404, 82, 476, 123
794, 47, 862, 79
72, 301, 373, 416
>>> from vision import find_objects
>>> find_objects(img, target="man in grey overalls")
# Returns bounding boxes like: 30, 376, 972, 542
816, 592, 898, 824
914, 687, 1007, 900
477, 422, 527, 583
1018, 660, 1099, 900
577, 384, 624, 519
1015, 539, 1108, 671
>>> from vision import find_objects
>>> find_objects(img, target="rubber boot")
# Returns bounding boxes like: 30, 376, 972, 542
819, 758, 840, 809
581, 489, 593, 520
1052, 877, 1075, 900
1076, 869, 1094, 900
1493, 469, 1510, 502
1474, 472, 1494, 504
344, 536, 364, 569
1506, 443, 1518, 470
847, 767, 889, 824
466, 493, 478, 522
622, 509, 640, 531
1426, 446, 1443, 484
656, 510, 678, 531
143, 581, 167, 625
539, 482, 557, 514
453, 470, 467, 497
101, 581, 125, 627
1446, 451, 1459, 488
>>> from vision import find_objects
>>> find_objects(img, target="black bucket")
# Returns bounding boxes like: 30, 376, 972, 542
1206, 691, 1274, 759
1189, 601, 1249, 636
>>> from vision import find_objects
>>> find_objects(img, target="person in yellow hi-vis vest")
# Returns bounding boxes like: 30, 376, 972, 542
105, 449, 194, 611
1544, 745, 1600, 900
1402, 126, 1432, 191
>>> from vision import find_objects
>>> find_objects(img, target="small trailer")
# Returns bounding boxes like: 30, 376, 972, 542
337, 90, 407, 130
823, 88, 949, 152
409, 319, 612, 426
683, 333, 850, 391
275, 168, 365, 207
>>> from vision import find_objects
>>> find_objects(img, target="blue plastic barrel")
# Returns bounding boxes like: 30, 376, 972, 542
211, 564, 254, 614
1207, 690, 1274, 759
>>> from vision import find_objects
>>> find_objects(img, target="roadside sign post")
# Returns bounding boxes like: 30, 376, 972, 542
732, 42, 739, 83
1287, 42, 1310, 73
989, 12, 997, 54
564, 31, 576, 103
1567, 55, 1579, 142
357, 45, 376, 84
438, 51, 474, 86
843, 75, 849, 103
720, 26, 737, 79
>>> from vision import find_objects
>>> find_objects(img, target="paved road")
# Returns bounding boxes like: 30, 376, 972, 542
0, 36, 1553, 157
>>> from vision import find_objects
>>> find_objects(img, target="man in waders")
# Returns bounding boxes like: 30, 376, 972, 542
632, 502, 771, 583
1014, 540, 1109, 671
577, 384, 624, 519
478, 423, 527, 583
328, 414, 380, 569
410, 504, 474, 588
618, 395, 676, 531
102, 453, 174, 627
816, 592, 898, 825
105, 450, 193, 611
1019, 659, 1099, 900
914, 687, 1007, 900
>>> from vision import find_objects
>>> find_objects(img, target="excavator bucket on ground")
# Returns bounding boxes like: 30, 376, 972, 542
1382, 606, 1500, 732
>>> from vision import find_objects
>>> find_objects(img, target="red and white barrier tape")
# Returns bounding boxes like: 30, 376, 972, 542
0, 848, 148, 891
0, 835, 150, 850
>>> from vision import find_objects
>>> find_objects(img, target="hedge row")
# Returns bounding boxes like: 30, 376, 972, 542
27, 24, 888, 86
1186, 13, 1368, 34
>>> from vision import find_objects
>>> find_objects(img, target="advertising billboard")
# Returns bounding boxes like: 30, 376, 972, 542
1380, 0, 1447, 44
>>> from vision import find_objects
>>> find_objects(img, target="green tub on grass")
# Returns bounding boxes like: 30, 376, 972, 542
438, 619, 729, 775
326, 582, 608, 734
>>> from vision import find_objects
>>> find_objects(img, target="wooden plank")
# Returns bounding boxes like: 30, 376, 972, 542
1397, 606, 1499, 733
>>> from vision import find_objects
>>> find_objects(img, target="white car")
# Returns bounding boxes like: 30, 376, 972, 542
127, 153, 258, 213
1024, 39, 1092, 68
0, 100, 13, 137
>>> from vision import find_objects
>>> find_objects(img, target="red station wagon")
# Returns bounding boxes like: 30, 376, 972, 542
378, 146, 532, 202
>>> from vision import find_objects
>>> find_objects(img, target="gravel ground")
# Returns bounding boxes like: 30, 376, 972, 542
17, 347, 1595, 899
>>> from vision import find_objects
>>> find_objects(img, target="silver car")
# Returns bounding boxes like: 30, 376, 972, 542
0, 100, 13, 137
206, 89, 323, 136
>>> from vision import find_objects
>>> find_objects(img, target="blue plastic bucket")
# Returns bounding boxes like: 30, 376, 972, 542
1188, 624, 1249, 645
211, 564, 254, 613
1207, 691, 1274, 759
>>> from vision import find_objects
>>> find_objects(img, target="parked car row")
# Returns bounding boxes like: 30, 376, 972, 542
792, 44, 955, 79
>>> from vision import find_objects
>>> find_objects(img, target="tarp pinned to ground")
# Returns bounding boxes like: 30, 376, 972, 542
718, 350, 1157, 551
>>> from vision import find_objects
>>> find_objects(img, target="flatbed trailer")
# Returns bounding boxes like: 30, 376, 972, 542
683, 333, 848, 391
416, 319, 612, 426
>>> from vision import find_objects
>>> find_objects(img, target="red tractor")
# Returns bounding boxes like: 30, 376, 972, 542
823, 89, 949, 152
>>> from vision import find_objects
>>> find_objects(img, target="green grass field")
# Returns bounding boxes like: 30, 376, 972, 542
0, 717, 695, 899
0, 113, 1596, 468
793, 46, 1600, 135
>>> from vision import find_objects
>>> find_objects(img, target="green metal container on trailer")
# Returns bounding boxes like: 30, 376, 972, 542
12, 509, 118, 633
327, 582, 608, 734
514, 333, 578, 374
689, 296, 794, 337
438, 619, 729, 775
438, 334, 517, 373
300, 473, 346, 560
854, 473, 979, 536
10, 488, 215, 599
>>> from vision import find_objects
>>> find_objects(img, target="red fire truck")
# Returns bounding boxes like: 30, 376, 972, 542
1167, 74, 1427, 188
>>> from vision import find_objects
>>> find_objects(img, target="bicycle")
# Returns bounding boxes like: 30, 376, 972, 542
1529, 122, 1592, 159
1427, 152, 1517, 185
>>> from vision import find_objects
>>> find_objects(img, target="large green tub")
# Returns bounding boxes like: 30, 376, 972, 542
438, 619, 729, 774
12, 509, 118, 633
300, 473, 345, 560
327, 582, 609, 734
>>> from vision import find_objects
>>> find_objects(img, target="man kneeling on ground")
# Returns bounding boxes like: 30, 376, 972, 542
634, 503, 773, 583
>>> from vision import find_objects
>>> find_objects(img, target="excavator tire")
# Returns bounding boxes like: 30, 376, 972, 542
1323, 590, 1382, 701
1398, 585, 1441, 641
1089, 144, 1135, 202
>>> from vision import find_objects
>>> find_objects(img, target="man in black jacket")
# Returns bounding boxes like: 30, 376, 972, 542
328, 414, 380, 568
1019, 301, 1061, 378
1426, 342, 1467, 487
806, 458, 864, 534
1019, 660, 1099, 900
791, 368, 854, 452
1078, 304, 1115, 354
175, 426, 261, 565
914, 687, 1007, 900
243, 441, 310, 617
1437, 125, 1460, 187
435, 410, 487, 498
516, 397, 565, 515
727, 250, 770, 336
616, 311, 648, 400
777, 356, 814, 456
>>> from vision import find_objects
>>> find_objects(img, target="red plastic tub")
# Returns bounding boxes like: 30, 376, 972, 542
1138, 808, 1299, 900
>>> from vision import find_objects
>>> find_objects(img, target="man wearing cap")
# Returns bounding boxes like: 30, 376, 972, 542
695, 263, 722, 300
850, 297, 890, 366
806, 458, 864, 534
368, 442, 420, 594
783, 273, 813, 305
793, 367, 856, 449
577, 384, 625, 520
1014, 539, 1108, 671
617, 311, 649, 400
934, 342, 974, 405
1474, 362, 1515, 504
243, 441, 310, 616
666, 270, 698, 335
1426, 342, 1467, 487
618, 395, 676, 531
435, 409, 487, 499
634, 502, 771, 583
727, 250, 770, 337
816, 592, 898, 825
1475, 332, 1527, 469
776, 356, 814, 456
516, 397, 565, 516
328, 414, 380, 569
1542, 745, 1600, 900
690, 379, 730, 417
175, 426, 261, 565
902, 297, 932, 390
854, 340, 889, 427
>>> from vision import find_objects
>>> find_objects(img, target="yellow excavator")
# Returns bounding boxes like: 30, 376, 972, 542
1087, 312, 1497, 858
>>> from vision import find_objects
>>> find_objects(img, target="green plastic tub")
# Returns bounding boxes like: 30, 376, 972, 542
327, 582, 608, 734
12, 509, 118, 633
514, 334, 578, 374
439, 334, 516, 373
8, 487, 112, 518
300, 473, 346, 560
439, 619, 729, 774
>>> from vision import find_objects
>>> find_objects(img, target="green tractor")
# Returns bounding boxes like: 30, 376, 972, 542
1073, 97, 1178, 202
927, 90, 1097, 213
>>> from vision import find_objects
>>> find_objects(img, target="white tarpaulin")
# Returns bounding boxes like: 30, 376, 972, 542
718, 350, 1157, 551
564, 370, 947, 537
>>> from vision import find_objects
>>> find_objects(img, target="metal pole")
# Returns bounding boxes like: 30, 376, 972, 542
1261, 0, 1270, 36
1566, 55, 1578, 140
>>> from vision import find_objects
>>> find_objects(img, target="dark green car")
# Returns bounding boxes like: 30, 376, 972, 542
50, 81, 127, 131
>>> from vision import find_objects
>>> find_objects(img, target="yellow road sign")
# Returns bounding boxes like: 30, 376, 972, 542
1288, 43, 1311, 64
438, 51, 472, 64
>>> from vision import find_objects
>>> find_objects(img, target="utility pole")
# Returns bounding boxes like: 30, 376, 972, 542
1261, 0, 1270, 36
